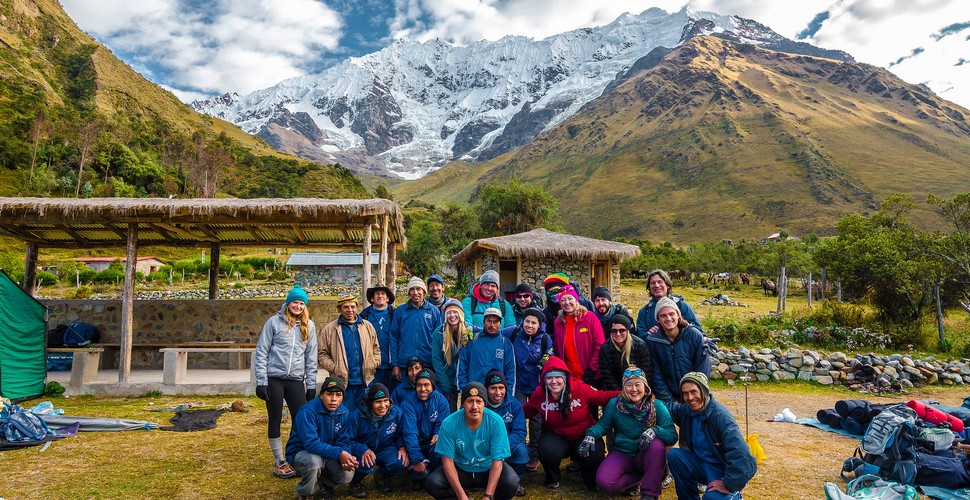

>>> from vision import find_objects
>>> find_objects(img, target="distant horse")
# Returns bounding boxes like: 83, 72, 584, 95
713, 272, 731, 285
761, 278, 778, 297
804, 280, 823, 299
739, 273, 751, 286
669, 269, 686, 280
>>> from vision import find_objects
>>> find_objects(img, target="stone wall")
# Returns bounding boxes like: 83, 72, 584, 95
712, 346, 970, 389
44, 299, 339, 369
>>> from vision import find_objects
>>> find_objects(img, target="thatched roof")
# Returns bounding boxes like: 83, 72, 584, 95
450, 228, 640, 265
0, 198, 405, 250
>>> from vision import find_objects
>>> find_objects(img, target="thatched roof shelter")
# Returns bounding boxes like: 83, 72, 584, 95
450, 228, 639, 265
0, 198, 405, 249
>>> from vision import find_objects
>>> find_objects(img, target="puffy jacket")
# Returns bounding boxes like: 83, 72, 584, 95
511, 293, 543, 324
552, 311, 605, 384
456, 330, 516, 394
598, 334, 652, 391
500, 324, 553, 397
635, 294, 702, 338
400, 390, 451, 463
430, 323, 480, 395
462, 285, 516, 329
646, 325, 710, 402
488, 394, 527, 449
360, 305, 394, 368
542, 282, 595, 334
389, 300, 442, 367
254, 305, 318, 388
285, 395, 353, 464
347, 405, 410, 458
586, 395, 677, 456
317, 315, 381, 387
666, 395, 757, 494
522, 357, 619, 442
593, 303, 638, 338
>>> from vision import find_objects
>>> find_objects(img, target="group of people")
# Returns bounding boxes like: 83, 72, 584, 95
253, 269, 757, 500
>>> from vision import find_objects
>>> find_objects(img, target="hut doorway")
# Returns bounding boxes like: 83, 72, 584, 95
591, 260, 610, 290
499, 258, 518, 300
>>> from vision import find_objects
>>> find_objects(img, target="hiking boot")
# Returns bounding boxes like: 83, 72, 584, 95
273, 461, 297, 479
375, 475, 392, 494
545, 482, 559, 489
525, 459, 540, 472
623, 486, 640, 496
516, 485, 526, 496
565, 461, 581, 472
698, 484, 707, 495
318, 484, 335, 500
662, 473, 673, 489
349, 480, 367, 498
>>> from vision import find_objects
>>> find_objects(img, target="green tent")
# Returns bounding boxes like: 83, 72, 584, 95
0, 269, 47, 400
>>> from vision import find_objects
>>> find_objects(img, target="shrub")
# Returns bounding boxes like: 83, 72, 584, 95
35, 270, 58, 285
94, 268, 125, 283
79, 269, 97, 283
70, 286, 93, 299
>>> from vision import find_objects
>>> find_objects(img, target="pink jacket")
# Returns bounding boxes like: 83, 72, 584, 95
552, 311, 605, 383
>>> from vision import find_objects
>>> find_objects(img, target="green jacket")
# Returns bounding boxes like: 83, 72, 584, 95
586, 396, 677, 456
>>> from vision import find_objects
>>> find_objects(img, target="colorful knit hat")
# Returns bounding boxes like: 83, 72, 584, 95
557, 284, 580, 304
336, 294, 357, 308
285, 284, 309, 306
543, 273, 570, 290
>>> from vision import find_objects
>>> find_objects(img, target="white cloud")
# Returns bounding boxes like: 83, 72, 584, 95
61, 0, 344, 95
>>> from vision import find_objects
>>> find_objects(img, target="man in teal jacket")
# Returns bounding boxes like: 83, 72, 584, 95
462, 269, 516, 328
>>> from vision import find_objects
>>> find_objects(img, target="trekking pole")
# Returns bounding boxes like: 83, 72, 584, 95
739, 364, 753, 436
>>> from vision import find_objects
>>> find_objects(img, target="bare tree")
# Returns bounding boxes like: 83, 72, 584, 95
28, 115, 49, 183
75, 121, 98, 197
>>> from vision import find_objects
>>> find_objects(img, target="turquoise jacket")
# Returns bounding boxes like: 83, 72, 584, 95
586, 395, 677, 456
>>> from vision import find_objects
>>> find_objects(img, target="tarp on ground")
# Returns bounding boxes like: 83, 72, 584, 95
0, 269, 47, 400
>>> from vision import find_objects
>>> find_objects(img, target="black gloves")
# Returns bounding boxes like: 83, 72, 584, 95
255, 385, 269, 401
578, 435, 596, 457
306, 388, 316, 402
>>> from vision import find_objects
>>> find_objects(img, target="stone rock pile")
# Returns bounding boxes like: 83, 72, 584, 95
711, 347, 970, 391
701, 294, 748, 307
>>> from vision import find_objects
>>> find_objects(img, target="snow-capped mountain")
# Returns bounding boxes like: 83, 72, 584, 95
192, 7, 850, 179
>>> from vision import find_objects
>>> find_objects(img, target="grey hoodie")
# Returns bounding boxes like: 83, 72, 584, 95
254, 304, 318, 388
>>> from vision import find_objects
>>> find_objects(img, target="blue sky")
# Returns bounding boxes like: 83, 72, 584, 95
61, 0, 969, 108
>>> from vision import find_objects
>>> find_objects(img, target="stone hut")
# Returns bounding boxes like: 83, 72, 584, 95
449, 228, 640, 301
286, 252, 379, 285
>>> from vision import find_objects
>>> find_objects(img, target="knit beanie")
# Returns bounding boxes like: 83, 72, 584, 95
336, 294, 357, 308
521, 307, 545, 325
622, 365, 649, 388
485, 368, 507, 388
285, 284, 309, 306
461, 382, 487, 403
607, 314, 632, 331
592, 286, 612, 301
407, 276, 427, 293
557, 284, 580, 304
680, 371, 710, 401
415, 369, 436, 389
321, 376, 345, 393
543, 273, 569, 290
443, 298, 465, 323
654, 296, 680, 323
479, 269, 499, 286
514, 283, 533, 295
364, 383, 391, 406
544, 369, 568, 381
405, 356, 424, 373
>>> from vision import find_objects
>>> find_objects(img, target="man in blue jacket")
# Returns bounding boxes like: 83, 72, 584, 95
360, 285, 396, 391
636, 269, 702, 338
286, 376, 358, 500
666, 372, 756, 500
463, 270, 516, 328
346, 383, 419, 498
484, 369, 530, 497
389, 276, 442, 382
400, 369, 451, 488
457, 307, 516, 394
500, 307, 552, 471
646, 296, 710, 403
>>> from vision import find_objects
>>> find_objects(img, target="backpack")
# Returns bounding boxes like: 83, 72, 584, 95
859, 404, 919, 485
0, 402, 52, 443
63, 322, 100, 347
824, 474, 918, 500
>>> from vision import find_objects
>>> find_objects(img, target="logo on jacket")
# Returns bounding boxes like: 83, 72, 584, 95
425, 313, 432, 319
334, 423, 342, 432
503, 412, 513, 423
386, 422, 397, 434
496, 349, 504, 359
429, 410, 439, 422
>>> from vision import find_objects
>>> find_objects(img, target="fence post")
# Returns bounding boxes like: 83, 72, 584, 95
776, 266, 786, 313
935, 285, 945, 344
807, 272, 813, 309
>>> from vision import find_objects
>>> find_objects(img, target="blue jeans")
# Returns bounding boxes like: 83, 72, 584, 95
291, 450, 353, 496
667, 448, 743, 500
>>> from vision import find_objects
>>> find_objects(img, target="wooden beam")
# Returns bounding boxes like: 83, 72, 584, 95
145, 222, 177, 241
196, 224, 219, 240
255, 225, 295, 243
246, 225, 266, 243
378, 215, 388, 286
156, 222, 218, 242
209, 243, 220, 300
362, 222, 372, 302
290, 224, 307, 243
119, 223, 138, 383
0, 225, 45, 242
23, 241, 38, 296
54, 224, 86, 241
103, 223, 129, 240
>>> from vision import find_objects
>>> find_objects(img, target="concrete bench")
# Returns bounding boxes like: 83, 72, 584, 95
159, 347, 257, 385
48, 347, 104, 386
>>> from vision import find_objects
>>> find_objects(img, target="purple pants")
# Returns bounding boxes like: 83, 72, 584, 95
595, 438, 666, 497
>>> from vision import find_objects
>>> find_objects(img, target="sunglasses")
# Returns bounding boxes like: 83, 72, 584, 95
546, 286, 562, 295
610, 328, 628, 334
623, 368, 644, 378
516, 294, 532, 299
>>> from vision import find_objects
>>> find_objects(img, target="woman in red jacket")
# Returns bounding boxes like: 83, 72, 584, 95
523, 356, 619, 491
552, 285, 606, 386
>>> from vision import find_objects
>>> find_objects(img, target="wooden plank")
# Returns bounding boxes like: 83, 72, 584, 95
156, 222, 218, 242
209, 243, 220, 300
24, 241, 37, 296
362, 222, 372, 301
378, 215, 388, 285
119, 223, 138, 383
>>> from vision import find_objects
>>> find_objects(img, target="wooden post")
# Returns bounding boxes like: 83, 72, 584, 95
362, 221, 373, 301
208, 243, 220, 300
387, 244, 397, 287
377, 215, 389, 286
776, 267, 786, 313
23, 241, 38, 296
820, 268, 826, 301
935, 285, 945, 344
837, 281, 842, 303
807, 272, 813, 309
119, 223, 138, 383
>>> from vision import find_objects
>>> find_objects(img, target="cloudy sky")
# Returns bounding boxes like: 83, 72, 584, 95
61, 0, 970, 108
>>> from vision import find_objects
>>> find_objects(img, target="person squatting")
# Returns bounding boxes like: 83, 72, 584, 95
275, 270, 757, 499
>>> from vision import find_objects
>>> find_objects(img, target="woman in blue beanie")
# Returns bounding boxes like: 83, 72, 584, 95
254, 284, 318, 479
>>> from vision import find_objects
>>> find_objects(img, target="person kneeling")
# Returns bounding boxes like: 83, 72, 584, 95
484, 369, 530, 496
582, 366, 676, 500
346, 383, 420, 498
426, 382, 520, 500
666, 372, 757, 500
285, 376, 358, 500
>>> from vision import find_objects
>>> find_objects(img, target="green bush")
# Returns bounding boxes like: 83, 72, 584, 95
71, 286, 93, 299
79, 269, 97, 283
94, 268, 125, 283
35, 270, 59, 285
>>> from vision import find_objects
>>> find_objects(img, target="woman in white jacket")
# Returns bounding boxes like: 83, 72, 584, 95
254, 284, 318, 478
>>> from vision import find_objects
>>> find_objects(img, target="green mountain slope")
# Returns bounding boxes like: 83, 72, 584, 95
0, 0, 366, 199
393, 36, 970, 242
